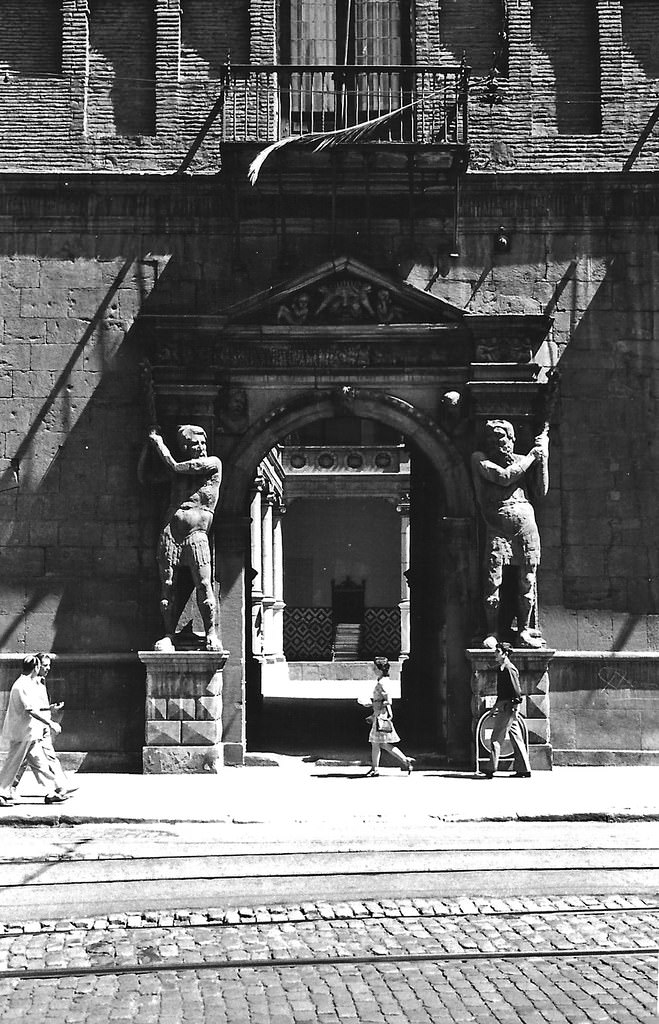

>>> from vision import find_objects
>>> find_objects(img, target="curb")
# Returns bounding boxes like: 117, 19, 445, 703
1, 811, 658, 827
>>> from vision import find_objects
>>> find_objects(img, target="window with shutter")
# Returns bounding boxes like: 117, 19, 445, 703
284, 0, 407, 131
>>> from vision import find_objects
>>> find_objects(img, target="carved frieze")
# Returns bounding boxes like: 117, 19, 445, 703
276, 279, 403, 326
475, 338, 532, 363
149, 336, 467, 371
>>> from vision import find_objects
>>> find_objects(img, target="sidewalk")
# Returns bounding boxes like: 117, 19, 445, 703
1, 760, 658, 826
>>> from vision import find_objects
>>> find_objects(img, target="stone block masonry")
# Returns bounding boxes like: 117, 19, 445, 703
139, 652, 228, 772
0, 170, 656, 664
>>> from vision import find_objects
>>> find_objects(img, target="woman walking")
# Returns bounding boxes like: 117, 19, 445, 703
360, 656, 414, 777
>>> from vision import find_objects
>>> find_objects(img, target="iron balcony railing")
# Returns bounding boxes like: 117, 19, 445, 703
223, 64, 469, 146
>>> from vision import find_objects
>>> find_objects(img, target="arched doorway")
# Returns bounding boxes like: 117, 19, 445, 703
216, 388, 477, 764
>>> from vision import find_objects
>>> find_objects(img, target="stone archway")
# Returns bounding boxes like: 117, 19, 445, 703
219, 387, 473, 516
216, 387, 478, 765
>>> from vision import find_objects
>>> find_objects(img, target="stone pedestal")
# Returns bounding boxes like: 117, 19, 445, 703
139, 651, 229, 773
466, 648, 555, 770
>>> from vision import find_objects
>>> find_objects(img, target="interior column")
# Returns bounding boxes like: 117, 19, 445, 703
261, 491, 276, 656
249, 476, 265, 656
272, 500, 287, 659
397, 494, 410, 660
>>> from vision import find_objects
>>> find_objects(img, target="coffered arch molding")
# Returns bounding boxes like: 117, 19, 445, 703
218, 387, 475, 519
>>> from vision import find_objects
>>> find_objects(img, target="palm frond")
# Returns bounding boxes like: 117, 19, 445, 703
247, 90, 442, 185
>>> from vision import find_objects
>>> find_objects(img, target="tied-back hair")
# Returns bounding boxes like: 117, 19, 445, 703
373, 655, 390, 677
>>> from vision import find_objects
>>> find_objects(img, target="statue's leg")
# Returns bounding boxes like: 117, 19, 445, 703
483, 549, 503, 641
156, 530, 179, 640
518, 568, 544, 647
190, 534, 221, 651
518, 569, 536, 632
197, 566, 221, 650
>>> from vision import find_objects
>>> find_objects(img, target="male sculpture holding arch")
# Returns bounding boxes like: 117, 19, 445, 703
147, 424, 223, 652
471, 419, 549, 648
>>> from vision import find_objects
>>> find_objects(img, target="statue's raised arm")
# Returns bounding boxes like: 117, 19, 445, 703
147, 425, 223, 652
471, 419, 548, 649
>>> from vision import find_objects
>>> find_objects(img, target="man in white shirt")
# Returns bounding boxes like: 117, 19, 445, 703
9, 653, 76, 803
0, 656, 68, 806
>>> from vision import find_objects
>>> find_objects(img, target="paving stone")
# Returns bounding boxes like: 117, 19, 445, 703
0, 900, 655, 1022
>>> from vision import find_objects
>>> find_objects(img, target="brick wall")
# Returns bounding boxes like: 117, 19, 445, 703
621, 0, 659, 146
531, 0, 601, 136
180, 0, 249, 77
0, 0, 62, 76
435, 0, 507, 77
88, 0, 157, 137
0, 0, 657, 170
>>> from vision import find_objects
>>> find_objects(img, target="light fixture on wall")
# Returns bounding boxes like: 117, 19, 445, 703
493, 226, 510, 254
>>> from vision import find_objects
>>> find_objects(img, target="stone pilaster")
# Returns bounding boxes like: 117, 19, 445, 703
466, 648, 554, 771
140, 651, 228, 773
62, 0, 89, 135
156, 0, 181, 134
216, 512, 251, 764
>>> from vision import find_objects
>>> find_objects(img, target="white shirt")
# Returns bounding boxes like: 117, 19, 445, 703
0, 673, 44, 745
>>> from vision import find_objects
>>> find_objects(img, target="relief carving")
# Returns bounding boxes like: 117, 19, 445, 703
475, 338, 532, 363
276, 279, 402, 325
217, 387, 249, 434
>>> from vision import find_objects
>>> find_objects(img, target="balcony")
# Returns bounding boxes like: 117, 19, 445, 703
223, 64, 468, 147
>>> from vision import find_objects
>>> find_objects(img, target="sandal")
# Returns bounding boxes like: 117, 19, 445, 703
404, 757, 416, 775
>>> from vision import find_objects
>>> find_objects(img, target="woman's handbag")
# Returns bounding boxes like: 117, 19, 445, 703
376, 713, 393, 733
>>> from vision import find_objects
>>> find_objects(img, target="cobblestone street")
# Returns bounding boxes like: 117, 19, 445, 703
0, 895, 656, 1023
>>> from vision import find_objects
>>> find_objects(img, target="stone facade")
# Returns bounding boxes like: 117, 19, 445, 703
0, 1, 657, 766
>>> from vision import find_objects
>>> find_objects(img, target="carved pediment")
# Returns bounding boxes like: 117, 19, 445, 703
143, 256, 553, 375
221, 256, 465, 327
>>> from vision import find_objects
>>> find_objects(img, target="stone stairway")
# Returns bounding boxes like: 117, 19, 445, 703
332, 623, 362, 661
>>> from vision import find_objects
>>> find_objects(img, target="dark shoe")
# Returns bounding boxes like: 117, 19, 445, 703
0, 796, 14, 807
365, 768, 380, 777
512, 771, 531, 778
45, 792, 70, 804
481, 771, 494, 779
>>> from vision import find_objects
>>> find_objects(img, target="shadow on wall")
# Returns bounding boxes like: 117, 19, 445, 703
541, 232, 659, 640
0, 230, 204, 655
87, 0, 156, 137
0, 0, 62, 77
180, 0, 249, 78
622, 0, 659, 80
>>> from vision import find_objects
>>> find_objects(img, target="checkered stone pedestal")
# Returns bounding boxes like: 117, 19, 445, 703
467, 647, 555, 771
139, 651, 229, 773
